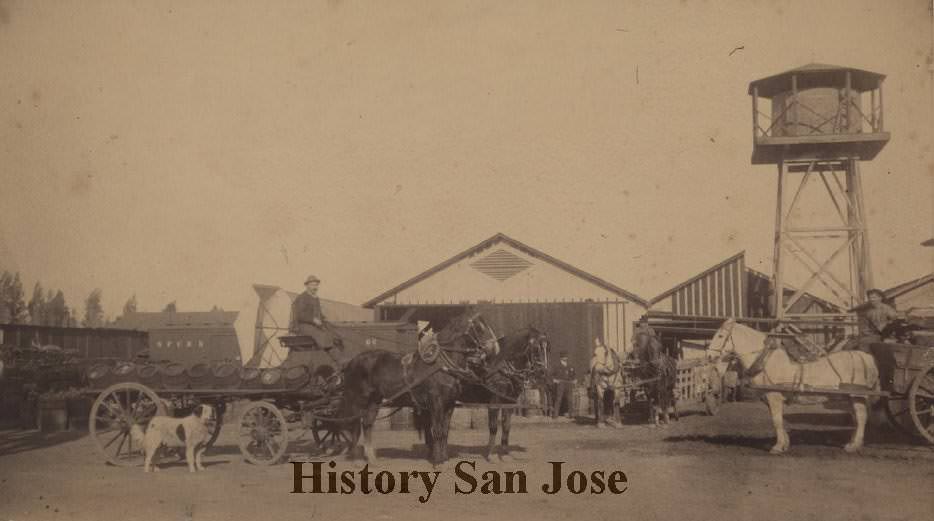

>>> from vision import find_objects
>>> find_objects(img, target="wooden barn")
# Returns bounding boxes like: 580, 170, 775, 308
648, 251, 844, 352
363, 233, 648, 378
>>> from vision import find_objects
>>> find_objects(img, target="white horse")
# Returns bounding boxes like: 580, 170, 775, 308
708, 319, 879, 454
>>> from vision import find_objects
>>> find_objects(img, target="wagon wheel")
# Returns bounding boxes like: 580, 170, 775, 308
238, 401, 288, 465
882, 396, 915, 435
205, 408, 224, 448
311, 417, 354, 455
89, 382, 166, 466
907, 364, 934, 444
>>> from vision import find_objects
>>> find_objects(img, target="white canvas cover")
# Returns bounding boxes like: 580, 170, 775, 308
232, 285, 295, 368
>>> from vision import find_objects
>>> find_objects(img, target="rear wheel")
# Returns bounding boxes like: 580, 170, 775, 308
908, 364, 934, 444
89, 383, 166, 467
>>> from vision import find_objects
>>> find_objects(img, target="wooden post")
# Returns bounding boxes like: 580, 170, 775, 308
870, 87, 877, 130
773, 161, 785, 320
853, 159, 874, 295
877, 79, 884, 131
844, 70, 852, 132
752, 86, 759, 140
791, 74, 799, 136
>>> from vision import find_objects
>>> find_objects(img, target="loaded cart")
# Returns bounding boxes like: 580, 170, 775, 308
86, 321, 417, 467
870, 341, 934, 444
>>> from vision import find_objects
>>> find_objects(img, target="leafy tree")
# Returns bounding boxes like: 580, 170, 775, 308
163, 301, 177, 313
123, 294, 138, 316
48, 290, 68, 326
28, 282, 46, 325
0, 271, 10, 322
83, 289, 104, 327
1, 272, 27, 324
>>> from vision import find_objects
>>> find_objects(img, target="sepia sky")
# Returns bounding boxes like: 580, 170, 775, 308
0, 0, 932, 317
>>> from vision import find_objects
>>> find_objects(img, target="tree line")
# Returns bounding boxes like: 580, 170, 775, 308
0, 269, 179, 328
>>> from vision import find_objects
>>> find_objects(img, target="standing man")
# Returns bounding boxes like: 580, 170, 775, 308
289, 275, 342, 349
549, 352, 576, 419
590, 338, 619, 428
854, 288, 898, 353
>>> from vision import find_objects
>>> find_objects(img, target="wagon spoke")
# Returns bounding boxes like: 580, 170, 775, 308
115, 434, 127, 459
915, 390, 934, 400
103, 430, 124, 449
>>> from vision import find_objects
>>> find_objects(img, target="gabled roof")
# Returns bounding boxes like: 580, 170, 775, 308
885, 273, 934, 299
650, 251, 746, 306
363, 233, 648, 308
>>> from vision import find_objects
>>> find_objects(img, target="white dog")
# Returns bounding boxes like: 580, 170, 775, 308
131, 404, 216, 473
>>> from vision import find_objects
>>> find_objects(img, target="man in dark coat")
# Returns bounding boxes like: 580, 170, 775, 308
289, 275, 342, 349
549, 352, 576, 419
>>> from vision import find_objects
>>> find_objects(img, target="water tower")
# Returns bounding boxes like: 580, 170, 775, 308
749, 63, 889, 321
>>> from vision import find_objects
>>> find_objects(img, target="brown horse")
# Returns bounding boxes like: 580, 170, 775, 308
340, 312, 500, 464
631, 330, 677, 426
460, 326, 549, 461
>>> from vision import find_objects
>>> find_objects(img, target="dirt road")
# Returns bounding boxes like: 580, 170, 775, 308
2, 402, 933, 521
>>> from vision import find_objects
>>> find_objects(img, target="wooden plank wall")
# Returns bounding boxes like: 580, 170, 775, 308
670, 256, 746, 317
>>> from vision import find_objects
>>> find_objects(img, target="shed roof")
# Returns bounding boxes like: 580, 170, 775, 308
884, 273, 934, 300
363, 233, 648, 308
749, 62, 885, 97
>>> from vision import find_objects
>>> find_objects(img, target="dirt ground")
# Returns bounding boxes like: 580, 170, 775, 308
1, 401, 933, 521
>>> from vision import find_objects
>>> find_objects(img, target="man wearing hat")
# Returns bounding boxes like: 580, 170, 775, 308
852, 288, 898, 353
289, 275, 341, 349
549, 351, 576, 419
631, 315, 658, 349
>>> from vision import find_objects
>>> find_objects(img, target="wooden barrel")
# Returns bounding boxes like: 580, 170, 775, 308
111, 361, 136, 384
161, 363, 188, 389
522, 388, 542, 417
86, 364, 111, 389
374, 407, 394, 431
260, 368, 283, 388
451, 407, 472, 430
212, 362, 240, 389
136, 364, 160, 388
571, 386, 591, 418
239, 367, 262, 389
390, 407, 414, 431
38, 398, 67, 433
470, 408, 489, 430
284, 366, 310, 389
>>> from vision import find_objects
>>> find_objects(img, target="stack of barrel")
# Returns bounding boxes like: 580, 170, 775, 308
85, 360, 316, 391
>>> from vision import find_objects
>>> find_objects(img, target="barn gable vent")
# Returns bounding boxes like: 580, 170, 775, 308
470, 249, 533, 281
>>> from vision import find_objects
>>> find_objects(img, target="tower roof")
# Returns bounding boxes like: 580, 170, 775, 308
749, 63, 886, 97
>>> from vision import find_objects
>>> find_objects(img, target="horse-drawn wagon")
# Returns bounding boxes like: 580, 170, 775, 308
85, 312, 549, 467
85, 320, 417, 467
710, 315, 934, 452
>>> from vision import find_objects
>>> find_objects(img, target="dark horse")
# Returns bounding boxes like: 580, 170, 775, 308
339, 312, 500, 464
461, 327, 549, 461
631, 330, 678, 426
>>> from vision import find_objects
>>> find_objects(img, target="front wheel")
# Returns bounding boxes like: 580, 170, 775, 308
238, 401, 288, 465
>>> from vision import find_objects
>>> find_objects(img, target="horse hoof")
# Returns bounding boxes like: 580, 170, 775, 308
769, 446, 786, 455
498, 453, 513, 463
843, 444, 861, 454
